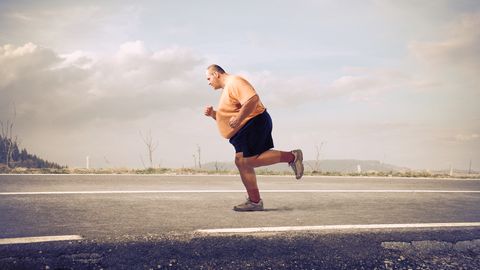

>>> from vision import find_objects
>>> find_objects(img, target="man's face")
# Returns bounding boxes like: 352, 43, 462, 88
206, 70, 221, 90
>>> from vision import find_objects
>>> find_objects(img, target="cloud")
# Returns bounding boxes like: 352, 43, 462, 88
455, 133, 479, 142
0, 42, 206, 130
0, 4, 143, 52
239, 66, 411, 108
58, 51, 97, 69
247, 11, 480, 108
0, 42, 60, 77
243, 71, 324, 108
0, 41, 212, 167
0, 42, 63, 109
6, 12, 33, 22
324, 67, 410, 103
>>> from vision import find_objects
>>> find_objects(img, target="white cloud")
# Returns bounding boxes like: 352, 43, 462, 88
234, 66, 412, 110
1, 42, 206, 129
324, 68, 410, 103
6, 12, 33, 22
1, 4, 143, 52
243, 71, 323, 108
58, 51, 97, 69
117, 40, 149, 58
455, 133, 479, 142
1, 42, 37, 57
0, 42, 61, 101
0, 41, 213, 167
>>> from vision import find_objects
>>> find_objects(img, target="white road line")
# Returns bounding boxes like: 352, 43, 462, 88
197, 222, 480, 234
1, 189, 480, 195
0, 235, 83, 245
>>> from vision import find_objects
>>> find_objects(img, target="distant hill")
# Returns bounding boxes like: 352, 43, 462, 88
0, 135, 63, 169
201, 159, 409, 173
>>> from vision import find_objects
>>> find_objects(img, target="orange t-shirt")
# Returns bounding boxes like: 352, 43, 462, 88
216, 76, 266, 139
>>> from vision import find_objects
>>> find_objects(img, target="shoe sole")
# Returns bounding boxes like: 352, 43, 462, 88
233, 207, 264, 212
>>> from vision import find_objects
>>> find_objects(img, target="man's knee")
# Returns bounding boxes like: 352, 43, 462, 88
235, 154, 244, 168
235, 154, 257, 168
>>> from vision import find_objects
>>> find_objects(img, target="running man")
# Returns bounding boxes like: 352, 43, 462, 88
204, 64, 304, 211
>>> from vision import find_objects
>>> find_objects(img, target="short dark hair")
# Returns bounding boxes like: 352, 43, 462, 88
207, 64, 226, 74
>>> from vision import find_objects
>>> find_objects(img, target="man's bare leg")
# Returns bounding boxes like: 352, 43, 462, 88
235, 152, 261, 203
243, 150, 294, 168
244, 149, 304, 180
233, 149, 303, 211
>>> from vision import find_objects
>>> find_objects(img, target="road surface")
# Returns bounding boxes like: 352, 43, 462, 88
1, 174, 479, 269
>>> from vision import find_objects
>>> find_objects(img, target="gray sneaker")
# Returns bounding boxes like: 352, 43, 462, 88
233, 198, 264, 212
289, 149, 304, 180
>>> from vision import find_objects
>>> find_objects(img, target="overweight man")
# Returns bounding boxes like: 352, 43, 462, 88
204, 64, 304, 211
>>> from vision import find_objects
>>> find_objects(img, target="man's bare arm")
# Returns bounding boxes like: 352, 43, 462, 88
229, 95, 259, 128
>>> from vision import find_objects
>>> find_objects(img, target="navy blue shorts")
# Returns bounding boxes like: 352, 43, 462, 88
229, 110, 274, 158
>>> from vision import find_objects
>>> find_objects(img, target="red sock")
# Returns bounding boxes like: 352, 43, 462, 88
280, 151, 295, 163
246, 189, 261, 203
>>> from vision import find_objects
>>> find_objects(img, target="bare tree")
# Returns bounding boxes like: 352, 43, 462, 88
0, 104, 18, 168
307, 142, 324, 173
139, 129, 158, 169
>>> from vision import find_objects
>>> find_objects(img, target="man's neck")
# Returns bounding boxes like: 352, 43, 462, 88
219, 73, 230, 89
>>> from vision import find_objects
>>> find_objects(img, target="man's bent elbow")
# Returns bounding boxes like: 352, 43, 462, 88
249, 95, 259, 104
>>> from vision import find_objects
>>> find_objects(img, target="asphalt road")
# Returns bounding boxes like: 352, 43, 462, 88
1, 174, 480, 269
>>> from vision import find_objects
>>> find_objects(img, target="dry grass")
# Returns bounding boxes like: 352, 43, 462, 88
0, 166, 479, 179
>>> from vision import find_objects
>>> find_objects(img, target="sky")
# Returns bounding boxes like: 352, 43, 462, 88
0, 0, 479, 171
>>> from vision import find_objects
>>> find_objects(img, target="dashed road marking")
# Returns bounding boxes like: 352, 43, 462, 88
197, 222, 480, 234
0, 235, 83, 245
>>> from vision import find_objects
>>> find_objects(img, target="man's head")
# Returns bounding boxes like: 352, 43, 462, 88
206, 64, 226, 90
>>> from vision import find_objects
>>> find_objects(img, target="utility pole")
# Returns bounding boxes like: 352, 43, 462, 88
86, 155, 90, 169
469, 159, 472, 174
